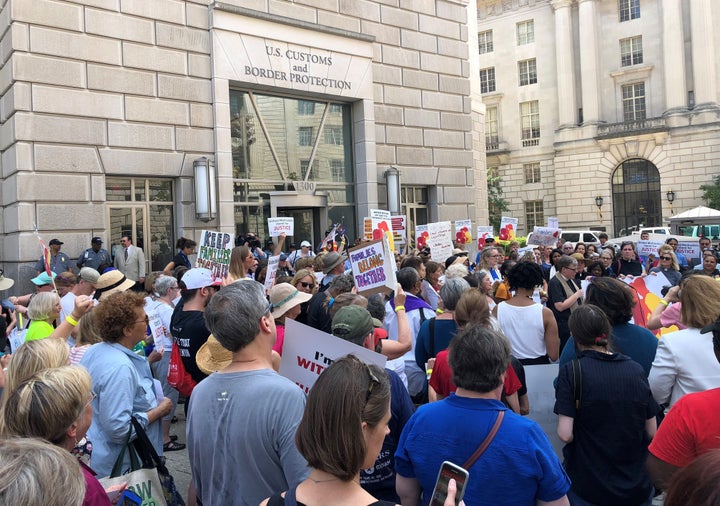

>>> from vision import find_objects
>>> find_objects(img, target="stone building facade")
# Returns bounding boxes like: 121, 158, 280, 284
0, 0, 487, 290
478, 0, 720, 236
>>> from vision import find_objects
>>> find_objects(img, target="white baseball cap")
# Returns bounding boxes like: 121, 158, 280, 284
181, 268, 222, 290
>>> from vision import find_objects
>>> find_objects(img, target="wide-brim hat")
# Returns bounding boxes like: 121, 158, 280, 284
269, 283, 312, 319
196, 334, 232, 375
0, 272, 14, 291
93, 269, 136, 301
322, 252, 345, 274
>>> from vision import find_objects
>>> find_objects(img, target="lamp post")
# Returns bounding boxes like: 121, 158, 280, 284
666, 189, 676, 215
385, 166, 401, 215
595, 195, 604, 220
194, 157, 217, 222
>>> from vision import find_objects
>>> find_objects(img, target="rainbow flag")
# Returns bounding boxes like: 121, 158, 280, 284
39, 239, 52, 276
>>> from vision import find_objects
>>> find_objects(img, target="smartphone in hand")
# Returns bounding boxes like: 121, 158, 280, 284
429, 461, 469, 506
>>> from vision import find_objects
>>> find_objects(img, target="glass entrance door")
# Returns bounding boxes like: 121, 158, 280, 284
278, 208, 319, 250
108, 206, 147, 272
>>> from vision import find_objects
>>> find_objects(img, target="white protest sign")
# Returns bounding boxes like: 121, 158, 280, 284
196, 230, 234, 282
530, 226, 562, 246
267, 217, 294, 237
427, 221, 453, 263
499, 217, 518, 241
524, 363, 563, 458
264, 255, 280, 292
455, 219, 473, 245
477, 226, 494, 249
391, 215, 406, 245
416, 224, 429, 249
348, 239, 396, 295
547, 217, 559, 229
147, 310, 166, 350
637, 240, 663, 258
280, 319, 387, 394
364, 218, 395, 253
677, 241, 700, 260
370, 209, 392, 220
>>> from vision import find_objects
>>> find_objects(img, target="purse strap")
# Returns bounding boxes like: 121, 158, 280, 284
130, 416, 168, 473
109, 425, 142, 478
571, 358, 582, 410
462, 410, 504, 470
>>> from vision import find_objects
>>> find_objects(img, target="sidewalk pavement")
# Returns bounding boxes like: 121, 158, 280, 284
164, 409, 192, 503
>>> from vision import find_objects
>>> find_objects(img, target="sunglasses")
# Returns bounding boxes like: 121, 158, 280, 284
660, 256, 672, 261
364, 362, 380, 407
299, 281, 315, 289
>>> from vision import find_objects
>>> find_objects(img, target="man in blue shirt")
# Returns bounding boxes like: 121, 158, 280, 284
77, 236, 112, 271
34, 238, 74, 275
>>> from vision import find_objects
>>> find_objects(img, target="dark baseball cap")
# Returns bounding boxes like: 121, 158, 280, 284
49, 238, 64, 245
92, 236, 103, 244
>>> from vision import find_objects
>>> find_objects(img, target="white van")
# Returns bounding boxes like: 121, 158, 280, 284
526, 230, 602, 246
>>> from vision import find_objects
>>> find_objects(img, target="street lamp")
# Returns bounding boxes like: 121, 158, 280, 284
385, 166, 401, 215
194, 157, 217, 222
595, 195, 604, 220
666, 189, 676, 215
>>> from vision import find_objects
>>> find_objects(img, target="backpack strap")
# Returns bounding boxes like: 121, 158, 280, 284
571, 358, 582, 411
462, 410, 504, 470
429, 318, 436, 358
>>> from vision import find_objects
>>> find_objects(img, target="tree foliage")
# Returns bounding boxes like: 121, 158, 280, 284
700, 175, 720, 210
487, 167, 509, 232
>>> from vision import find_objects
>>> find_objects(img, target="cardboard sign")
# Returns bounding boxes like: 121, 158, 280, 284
391, 215, 406, 245
455, 219, 473, 245
370, 209, 392, 220
547, 217, 559, 229
427, 221, 453, 263
416, 224, 429, 249
530, 226, 562, 246
499, 217, 518, 241
264, 255, 280, 292
348, 239, 396, 295
477, 226, 494, 249
268, 217, 294, 237
280, 319, 387, 394
195, 230, 234, 282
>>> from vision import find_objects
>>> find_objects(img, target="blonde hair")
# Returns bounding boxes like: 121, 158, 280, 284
680, 276, 720, 328
75, 310, 102, 347
1, 366, 91, 446
0, 437, 85, 506
291, 268, 316, 288
4, 338, 70, 395
228, 246, 249, 280
26, 292, 61, 321
455, 289, 491, 328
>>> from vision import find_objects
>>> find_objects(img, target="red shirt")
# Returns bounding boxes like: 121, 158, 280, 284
429, 350, 522, 398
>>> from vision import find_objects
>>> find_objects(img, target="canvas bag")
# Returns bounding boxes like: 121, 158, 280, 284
167, 341, 196, 397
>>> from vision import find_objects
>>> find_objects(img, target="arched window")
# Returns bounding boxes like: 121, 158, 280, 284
611, 159, 661, 236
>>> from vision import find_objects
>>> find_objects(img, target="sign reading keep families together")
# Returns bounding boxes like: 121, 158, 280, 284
195, 230, 234, 281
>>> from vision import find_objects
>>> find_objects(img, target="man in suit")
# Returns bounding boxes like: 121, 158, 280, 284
114, 235, 146, 284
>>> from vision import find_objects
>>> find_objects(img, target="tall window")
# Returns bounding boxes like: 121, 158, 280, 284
330, 159, 344, 182
485, 106, 499, 150
479, 67, 496, 93
297, 100, 315, 115
298, 126, 313, 146
619, 0, 640, 21
525, 201, 544, 231
516, 20, 534, 45
524, 162, 541, 184
518, 58, 537, 86
620, 36, 643, 66
622, 83, 646, 121
324, 126, 343, 145
401, 186, 429, 242
478, 30, 493, 54
520, 100, 540, 147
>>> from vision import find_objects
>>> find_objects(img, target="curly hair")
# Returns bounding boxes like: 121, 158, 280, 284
507, 261, 544, 291
93, 291, 146, 342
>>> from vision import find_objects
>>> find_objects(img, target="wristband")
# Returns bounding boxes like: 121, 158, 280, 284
65, 315, 79, 327
658, 299, 669, 307
394, 305, 406, 313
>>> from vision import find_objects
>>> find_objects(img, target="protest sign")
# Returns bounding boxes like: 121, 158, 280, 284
280, 319, 387, 394
370, 209, 391, 220
677, 241, 700, 260
195, 230, 234, 282
637, 240, 663, 258
364, 218, 395, 253
264, 255, 280, 292
320, 225, 338, 251
267, 217, 294, 237
547, 217, 559, 229
455, 219, 473, 245
499, 217, 518, 241
147, 310, 167, 350
416, 224, 429, 249
530, 226, 562, 246
524, 364, 563, 457
348, 239, 396, 296
476, 226, 494, 249
427, 221, 453, 263
391, 215, 406, 245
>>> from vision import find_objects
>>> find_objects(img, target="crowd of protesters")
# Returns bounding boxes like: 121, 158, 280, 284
0, 229, 719, 506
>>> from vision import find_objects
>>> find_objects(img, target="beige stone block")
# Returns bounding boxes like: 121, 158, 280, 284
0, 54, 12, 94
14, 112, 107, 145
374, 65, 402, 85
433, 148, 472, 167
6, 24, 29, 62
2, 203, 35, 234
419, 13, 459, 39
438, 37, 468, 59
0, 83, 32, 123
397, 146, 432, 165
99, 148, 184, 176
34, 144, 103, 173
108, 122, 175, 150
382, 45, 419, 68
400, 0, 434, 14
439, 75, 470, 95
374, 105, 403, 125
360, 20, 400, 45
30, 26, 121, 65
120, 0, 185, 24
156, 22, 210, 53
12, 53, 86, 88
405, 108, 440, 128
12, 0, 82, 32
440, 112, 471, 131
375, 124, 386, 143
425, 129, 464, 149
268, 0, 317, 23
66, 0, 120, 9
339, 0, 380, 22
125, 97, 190, 125
32, 85, 124, 119
436, 0, 467, 22
383, 85, 421, 107
381, 5, 418, 29
85, 8, 154, 44
87, 64, 156, 96
376, 144, 396, 164
176, 127, 214, 152
157, 74, 211, 103
386, 125, 422, 145
190, 103, 213, 128
188, 53, 211, 78
186, 3, 210, 29
402, 68, 438, 90
8, 173, 89, 202
38, 203, 104, 230
317, 11, 361, 32
422, 91, 463, 112
91, 175, 106, 201
421, 53, 462, 75
123, 42, 187, 74
400, 29, 437, 53
1, 142, 30, 175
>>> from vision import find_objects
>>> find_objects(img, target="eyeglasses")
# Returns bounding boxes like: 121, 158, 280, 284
299, 281, 315, 289
133, 315, 149, 326
563, 266, 578, 272
364, 362, 380, 407
660, 256, 672, 261
86, 390, 97, 408
263, 302, 274, 316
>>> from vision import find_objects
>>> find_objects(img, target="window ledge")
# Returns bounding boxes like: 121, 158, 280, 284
610, 64, 653, 83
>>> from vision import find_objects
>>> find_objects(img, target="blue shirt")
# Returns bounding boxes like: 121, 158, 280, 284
395, 395, 570, 506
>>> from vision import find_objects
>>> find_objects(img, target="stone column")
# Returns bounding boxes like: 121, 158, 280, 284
552, 0, 577, 128
690, 0, 718, 108
662, 0, 686, 112
578, 0, 599, 123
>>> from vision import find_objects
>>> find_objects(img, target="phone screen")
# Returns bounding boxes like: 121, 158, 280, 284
429, 461, 468, 506
118, 489, 143, 506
